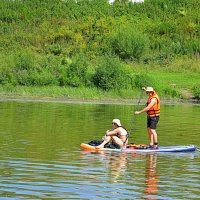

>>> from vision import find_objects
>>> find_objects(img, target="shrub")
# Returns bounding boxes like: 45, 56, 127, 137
48, 44, 63, 56
16, 70, 32, 86
31, 70, 59, 86
192, 84, 200, 99
0, 52, 61, 86
109, 27, 149, 61
92, 56, 133, 90
59, 54, 88, 87
0, 68, 18, 86
14, 51, 35, 71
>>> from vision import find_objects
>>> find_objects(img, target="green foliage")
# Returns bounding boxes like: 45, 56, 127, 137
0, 68, 18, 86
162, 87, 181, 98
110, 27, 149, 61
0, 66, 60, 87
92, 56, 133, 90
14, 51, 35, 71
0, 0, 200, 100
1, 0, 200, 59
134, 73, 154, 89
0, 51, 61, 86
192, 84, 200, 99
48, 44, 63, 56
24, 70, 59, 86
59, 54, 89, 87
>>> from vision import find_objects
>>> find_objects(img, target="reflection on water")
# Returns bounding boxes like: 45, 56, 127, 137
109, 152, 128, 180
144, 154, 159, 200
81, 151, 160, 199
0, 101, 200, 199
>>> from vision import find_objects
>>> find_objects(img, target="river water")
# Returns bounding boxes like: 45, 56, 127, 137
0, 100, 200, 199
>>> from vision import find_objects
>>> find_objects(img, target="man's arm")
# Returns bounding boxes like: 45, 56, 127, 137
135, 98, 157, 115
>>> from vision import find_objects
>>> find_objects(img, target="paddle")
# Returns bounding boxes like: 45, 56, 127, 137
128, 89, 144, 136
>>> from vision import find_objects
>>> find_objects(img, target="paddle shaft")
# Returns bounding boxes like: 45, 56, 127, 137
129, 90, 144, 135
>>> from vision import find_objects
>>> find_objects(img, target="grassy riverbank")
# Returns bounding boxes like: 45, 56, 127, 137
1, 67, 199, 102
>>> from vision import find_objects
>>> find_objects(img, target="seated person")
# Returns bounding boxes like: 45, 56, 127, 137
96, 119, 128, 149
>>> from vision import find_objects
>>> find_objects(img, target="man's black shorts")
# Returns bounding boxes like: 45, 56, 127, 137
147, 116, 159, 129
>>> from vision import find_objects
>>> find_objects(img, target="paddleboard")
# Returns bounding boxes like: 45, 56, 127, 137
80, 143, 196, 153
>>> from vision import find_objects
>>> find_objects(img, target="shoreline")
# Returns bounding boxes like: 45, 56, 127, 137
0, 95, 199, 106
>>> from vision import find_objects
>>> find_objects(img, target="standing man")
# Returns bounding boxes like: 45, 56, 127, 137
135, 87, 160, 149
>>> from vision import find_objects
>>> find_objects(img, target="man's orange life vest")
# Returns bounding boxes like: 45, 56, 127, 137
146, 92, 160, 117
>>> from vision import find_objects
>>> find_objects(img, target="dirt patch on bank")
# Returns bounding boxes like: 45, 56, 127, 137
180, 89, 195, 99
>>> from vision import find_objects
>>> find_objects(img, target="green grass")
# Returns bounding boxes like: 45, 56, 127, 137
0, 85, 139, 101
1, 68, 199, 101
149, 71, 200, 92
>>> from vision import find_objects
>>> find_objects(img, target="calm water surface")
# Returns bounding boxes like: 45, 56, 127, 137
0, 100, 200, 199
